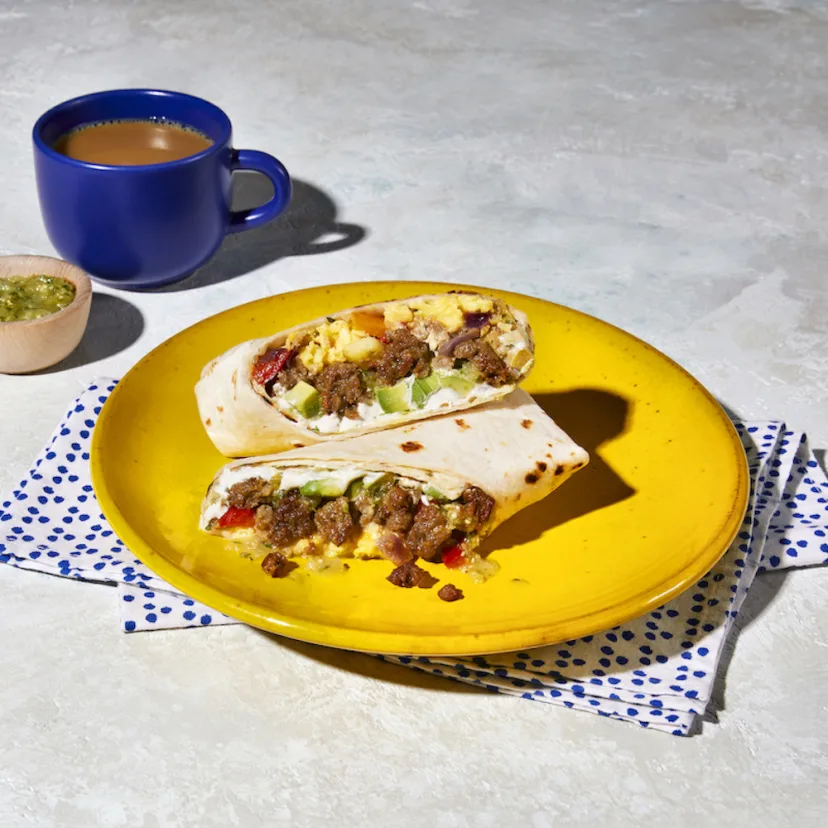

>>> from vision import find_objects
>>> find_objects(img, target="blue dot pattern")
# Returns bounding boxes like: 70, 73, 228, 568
0, 380, 232, 633
0, 383, 826, 736
381, 421, 828, 735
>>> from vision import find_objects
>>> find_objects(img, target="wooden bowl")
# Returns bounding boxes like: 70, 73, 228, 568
0, 255, 92, 374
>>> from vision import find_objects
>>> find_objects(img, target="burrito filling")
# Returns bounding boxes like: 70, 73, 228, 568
204, 466, 498, 584
249, 294, 533, 434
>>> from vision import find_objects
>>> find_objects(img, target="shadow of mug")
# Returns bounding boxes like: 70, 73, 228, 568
161, 175, 368, 291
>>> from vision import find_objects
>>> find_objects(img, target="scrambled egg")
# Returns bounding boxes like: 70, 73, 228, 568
352, 524, 382, 559
407, 294, 494, 333
294, 295, 498, 373
296, 320, 371, 374
384, 304, 414, 327
289, 524, 382, 560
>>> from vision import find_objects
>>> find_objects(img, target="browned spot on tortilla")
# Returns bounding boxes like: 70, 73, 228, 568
573, 462, 584, 470
545, 453, 553, 459
401, 441, 424, 453
536, 461, 547, 472
217, 405, 224, 413
231, 369, 238, 385
554, 465, 565, 476
521, 419, 533, 429
525, 472, 539, 484
205, 418, 212, 427
455, 418, 470, 431
292, 442, 305, 448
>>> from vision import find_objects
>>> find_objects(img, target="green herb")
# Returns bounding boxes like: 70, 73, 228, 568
0, 274, 76, 322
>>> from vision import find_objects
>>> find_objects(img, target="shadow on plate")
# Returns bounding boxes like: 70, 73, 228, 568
160, 175, 368, 292
240, 388, 637, 696
253, 631, 484, 695
478, 388, 637, 554
247, 395, 805, 722
36, 293, 144, 373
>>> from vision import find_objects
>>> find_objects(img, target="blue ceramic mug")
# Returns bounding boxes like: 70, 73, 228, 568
33, 88, 292, 289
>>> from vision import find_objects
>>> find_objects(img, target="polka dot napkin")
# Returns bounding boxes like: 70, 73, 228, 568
1, 379, 826, 735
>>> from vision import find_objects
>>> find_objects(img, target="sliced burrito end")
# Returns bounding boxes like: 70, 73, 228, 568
201, 465, 500, 580
199, 389, 589, 590
196, 292, 534, 456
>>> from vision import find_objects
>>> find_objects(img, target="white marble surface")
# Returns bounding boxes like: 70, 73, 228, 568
1, 0, 827, 825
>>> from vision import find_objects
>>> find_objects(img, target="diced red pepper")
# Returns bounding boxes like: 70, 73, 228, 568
217, 506, 256, 528
251, 348, 293, 386
441, 544, 466, 569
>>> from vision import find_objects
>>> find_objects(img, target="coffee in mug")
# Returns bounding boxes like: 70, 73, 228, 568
52, 119, 213, 166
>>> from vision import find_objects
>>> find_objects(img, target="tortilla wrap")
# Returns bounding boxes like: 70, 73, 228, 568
195, 293, 534, 457
200, 390, 588, 574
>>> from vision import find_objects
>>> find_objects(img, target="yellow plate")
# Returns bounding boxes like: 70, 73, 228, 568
91, 282, 748, 655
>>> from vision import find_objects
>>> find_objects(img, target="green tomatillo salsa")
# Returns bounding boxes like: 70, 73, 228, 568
0, 274, 76, 322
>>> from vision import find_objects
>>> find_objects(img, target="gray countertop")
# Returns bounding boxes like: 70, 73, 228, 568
1, 1, 826, 825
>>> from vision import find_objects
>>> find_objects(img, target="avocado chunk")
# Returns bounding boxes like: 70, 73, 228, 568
345, 478, 365, 499
376, 381, 411, 413
411, 373, 441, 408
364, 472, 394, 492
437, 371, 475, 395
299, 477, 350, 497
457, 361, 481, 384
423, 485, 450, 502
285, 380, 320, 418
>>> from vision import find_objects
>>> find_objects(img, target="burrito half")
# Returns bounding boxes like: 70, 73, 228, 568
196, 292, 534, 457
200, 390, 588, 595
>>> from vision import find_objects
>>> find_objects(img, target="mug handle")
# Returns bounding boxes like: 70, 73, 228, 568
228, 149, 292, 234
